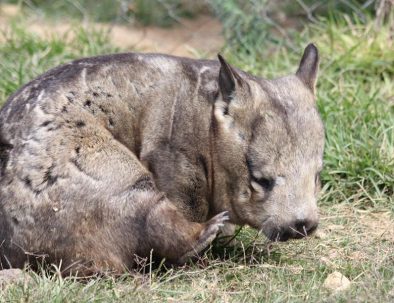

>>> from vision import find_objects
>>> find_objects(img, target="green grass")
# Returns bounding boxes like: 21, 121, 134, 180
0, 4, 393, 303
0, 23, 117, 103
222, 15, 394, 211
3, 0, 205, 26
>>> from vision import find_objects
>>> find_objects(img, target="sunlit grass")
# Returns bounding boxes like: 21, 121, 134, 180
222, 15, 394, 211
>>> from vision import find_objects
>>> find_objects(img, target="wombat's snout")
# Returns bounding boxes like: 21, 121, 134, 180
269, 219, 318, 242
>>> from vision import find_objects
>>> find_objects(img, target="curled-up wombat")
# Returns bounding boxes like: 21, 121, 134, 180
0, 44, 324, 275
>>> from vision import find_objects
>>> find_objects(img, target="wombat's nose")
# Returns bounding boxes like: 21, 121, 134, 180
276, 219, 318, 242
293, 219, 318, 238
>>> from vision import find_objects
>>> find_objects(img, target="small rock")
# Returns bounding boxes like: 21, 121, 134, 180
389, 287, 394, 298
323, 271, 351, 292
314, 229, 327, 239
319, 257, 333, 266
0, 269, 30, 289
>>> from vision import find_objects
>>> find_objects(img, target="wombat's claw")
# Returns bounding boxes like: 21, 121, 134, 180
205, 211, 230, 234
179, 211, 229, 263
217, 222, 238, 246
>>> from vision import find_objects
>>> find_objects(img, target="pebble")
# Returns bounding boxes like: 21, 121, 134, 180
323, 271, 351, 292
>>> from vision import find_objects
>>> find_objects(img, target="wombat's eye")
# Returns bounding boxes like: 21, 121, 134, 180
246, 156, 274, 191
253, 176, 275, 191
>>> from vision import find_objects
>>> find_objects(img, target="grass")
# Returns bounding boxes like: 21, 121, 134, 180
222, 14, 394, 211
0, 22, 117, 103
0, 3, 393, 302
1, 204, 393, 302
3, 0, 205, 26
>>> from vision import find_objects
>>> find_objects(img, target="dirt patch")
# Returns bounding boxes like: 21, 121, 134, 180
0, 4, 224, 57
316, 204, 394, 266
321, 205, 394, 243
360, 211, 394, 243
0, 4, 19, 18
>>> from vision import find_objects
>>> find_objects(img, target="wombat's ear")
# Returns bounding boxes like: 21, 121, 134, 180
296, 43, 319, 94
218, 54, 245, 103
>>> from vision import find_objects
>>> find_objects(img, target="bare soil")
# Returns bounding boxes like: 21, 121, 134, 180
316, 203, 394, 267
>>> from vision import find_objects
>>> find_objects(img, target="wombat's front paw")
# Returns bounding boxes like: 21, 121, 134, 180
202, 211, 230, 243
179, 211, 229, 263
217, 222, 239, 246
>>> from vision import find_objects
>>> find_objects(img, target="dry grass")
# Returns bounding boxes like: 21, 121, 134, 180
1, 203, 393, 302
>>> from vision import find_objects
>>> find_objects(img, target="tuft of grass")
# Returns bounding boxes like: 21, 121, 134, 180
220, 14, 394, 211
130, 0, 205, 27
312, 15, 393, 210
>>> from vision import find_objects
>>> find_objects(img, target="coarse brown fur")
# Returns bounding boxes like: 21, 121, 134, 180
0, 44, 324, 274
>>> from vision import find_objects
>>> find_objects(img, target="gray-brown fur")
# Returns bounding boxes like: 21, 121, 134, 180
0, 44, 324, 274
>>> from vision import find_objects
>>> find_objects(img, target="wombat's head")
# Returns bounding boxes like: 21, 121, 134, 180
214, 44, 324, 241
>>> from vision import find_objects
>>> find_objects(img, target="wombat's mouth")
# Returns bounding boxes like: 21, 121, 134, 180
264, 220, 318, 242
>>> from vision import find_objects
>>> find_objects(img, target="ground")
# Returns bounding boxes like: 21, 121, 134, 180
0, 2, 393, 302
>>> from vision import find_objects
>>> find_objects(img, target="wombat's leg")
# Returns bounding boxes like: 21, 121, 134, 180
145, 199, 228, 264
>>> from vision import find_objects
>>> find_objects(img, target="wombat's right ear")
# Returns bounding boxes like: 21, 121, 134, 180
218, 54, 245, 103
296, 43, 319, 94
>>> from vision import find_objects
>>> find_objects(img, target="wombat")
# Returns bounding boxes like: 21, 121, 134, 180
0, 44, 324, 275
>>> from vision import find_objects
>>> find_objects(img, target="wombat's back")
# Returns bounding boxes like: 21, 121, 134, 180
0, 52, 227, 273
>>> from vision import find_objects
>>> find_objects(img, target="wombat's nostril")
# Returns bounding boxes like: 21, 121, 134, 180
294, 219, 318, 237
267, 220, 319, 242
